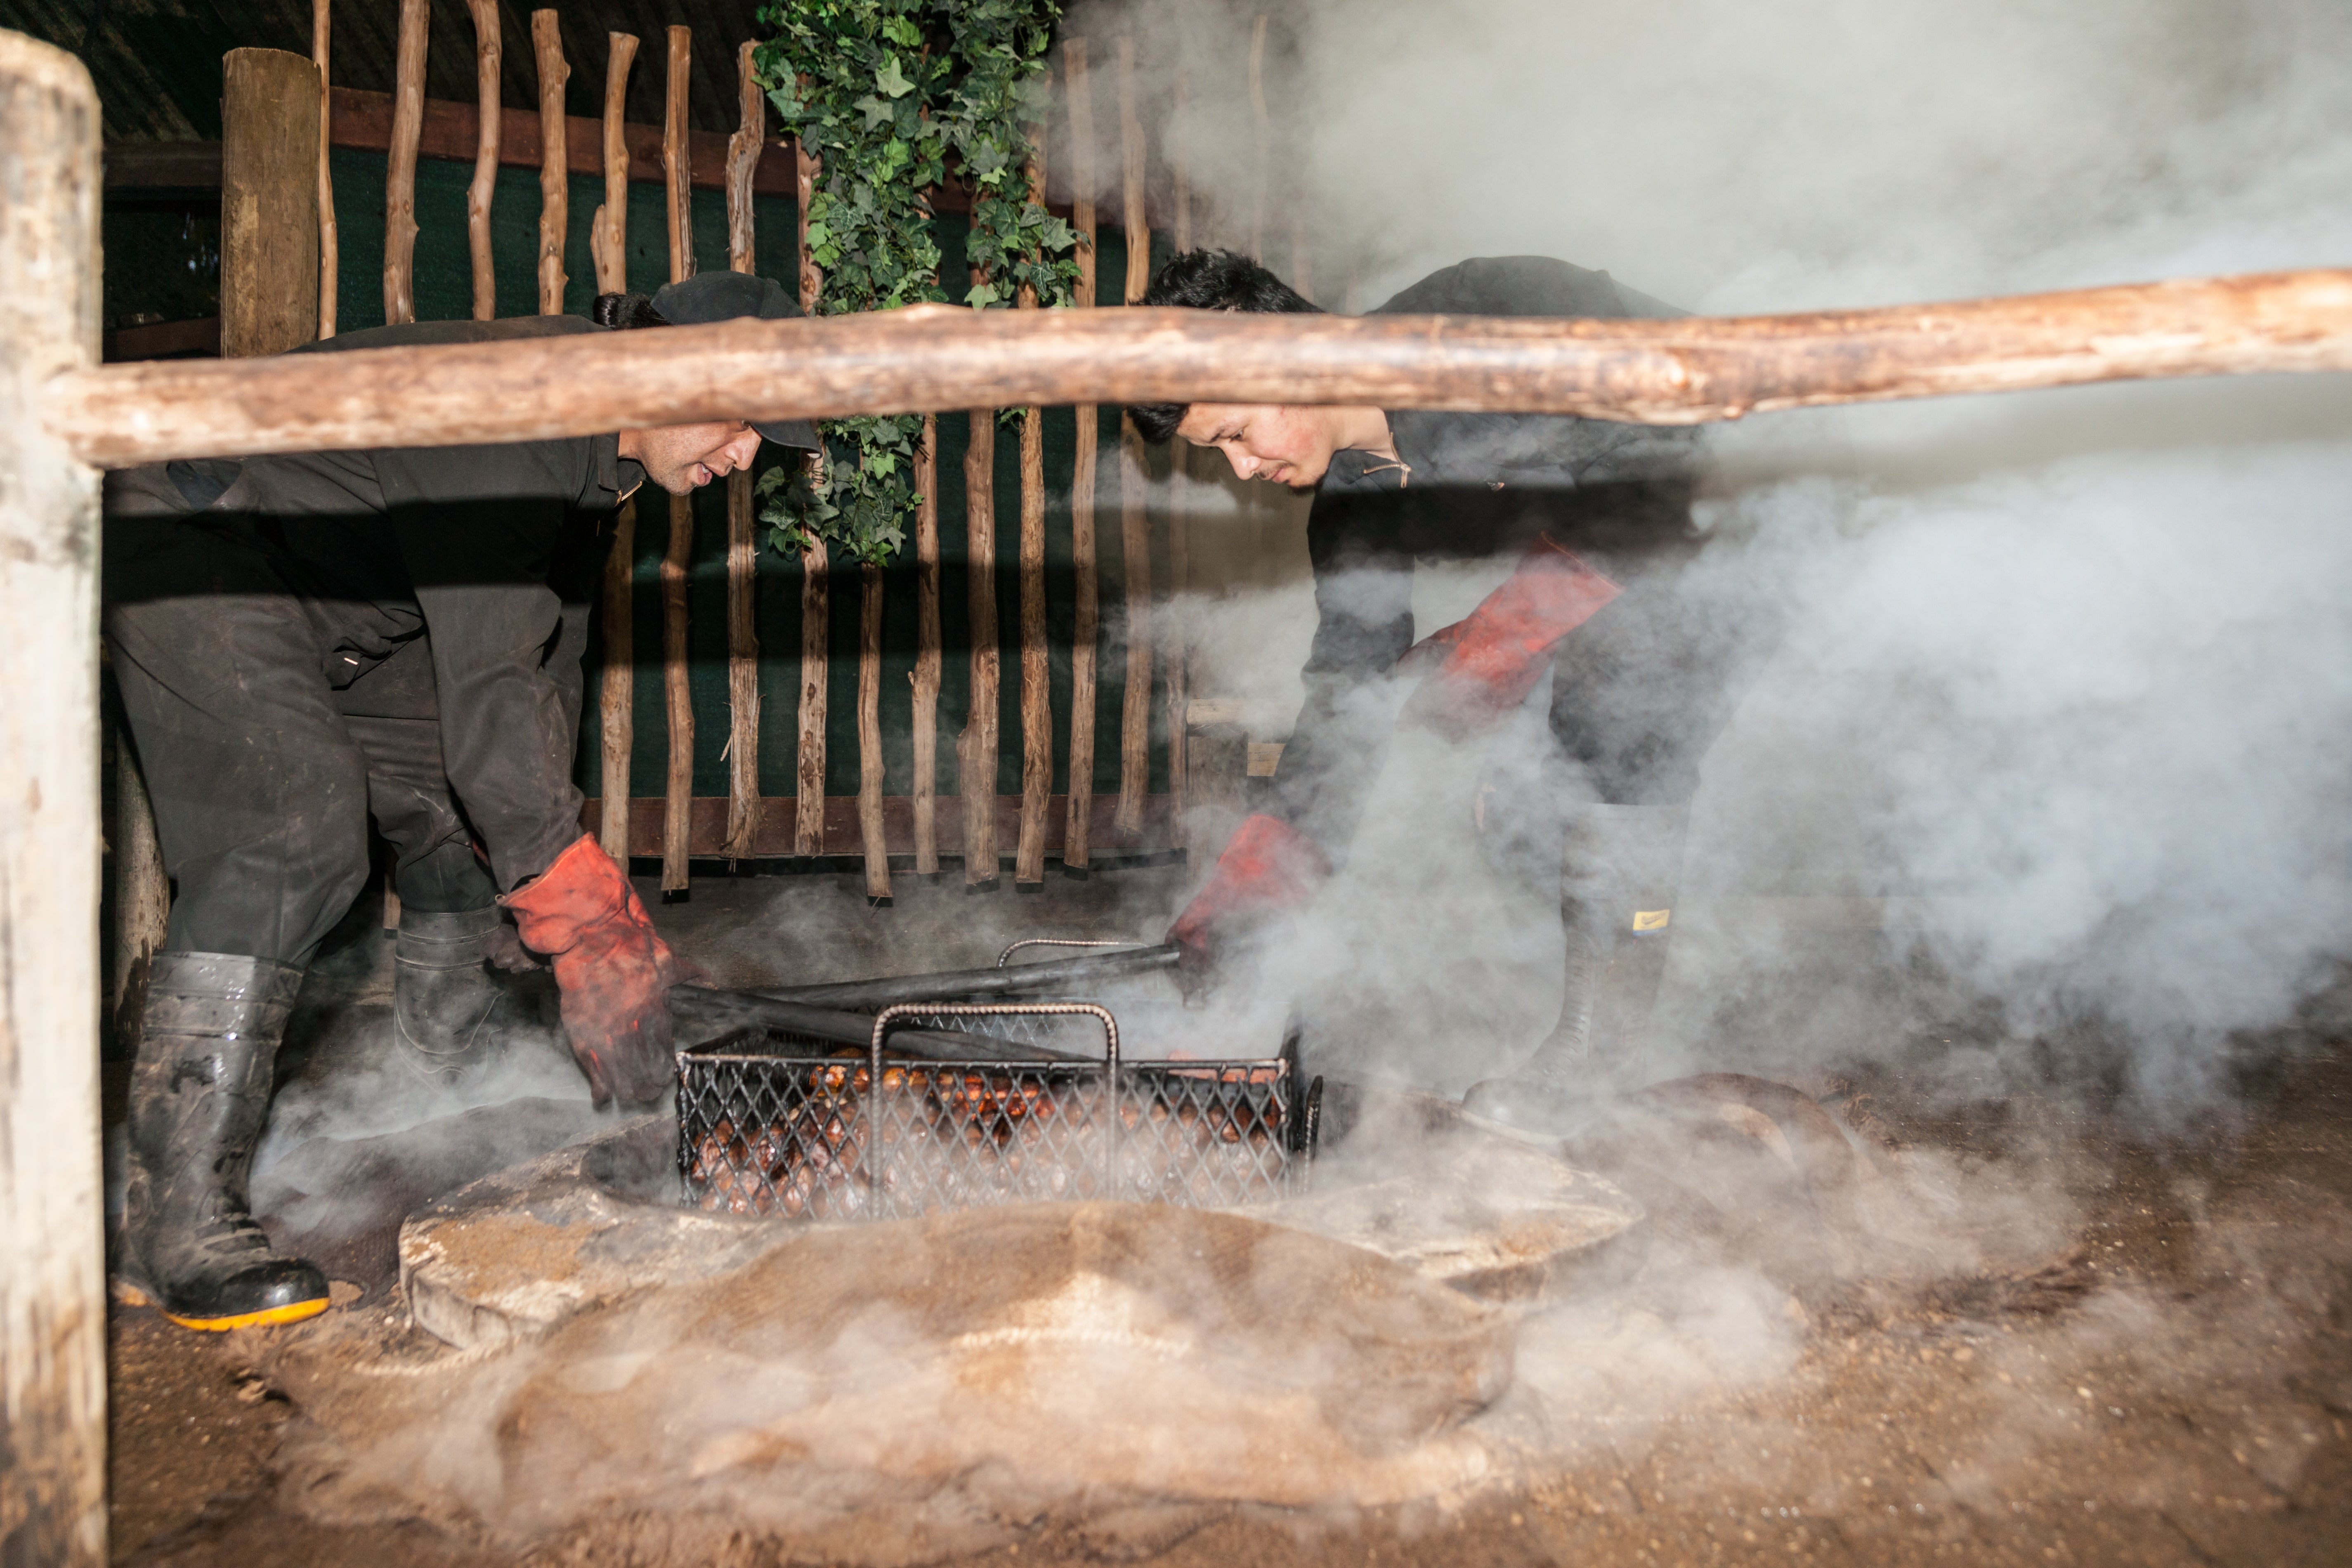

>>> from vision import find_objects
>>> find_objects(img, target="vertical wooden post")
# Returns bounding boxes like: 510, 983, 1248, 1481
1115, 39, 1152, 837
595, 33, 636, 866
912, 416, 941, 874
383, 0, 425, 325
960, 394, 999, 886
0, 32, 106, 1564
110, 738, 169, 1046
1246, 15, 1269, 262
1014, 115, 1051, 887
463, 0, 500, 320
221, 50, 321, 356
532, 9, 568, 315
1062, 38, 1099, 873
590, 32, 638, 295
793, 137, 829, 859
660, 24, 693, 895
723, 40, 764, 864
1165, 62, 1193, 842
599, 500, 635, 862
312, 0, 335, 338
858, 562, 889, 899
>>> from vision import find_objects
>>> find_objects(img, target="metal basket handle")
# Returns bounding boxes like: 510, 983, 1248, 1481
995, 937, 1145, 969
866, 1002, 1123, 1206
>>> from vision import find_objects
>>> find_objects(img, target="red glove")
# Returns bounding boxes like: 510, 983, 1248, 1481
1167, 814, 1331, 985
1398, 535, 1622, 743
501, 834, 708, 1108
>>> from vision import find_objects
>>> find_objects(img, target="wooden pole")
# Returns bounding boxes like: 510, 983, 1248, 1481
1014, 116, 1051, 886
858, 561, 890, 899
599, 499, 635, 862
312, 0, 335, 338
960, 394, 999, 887
590, 32, 638, 294
383, 0, 425, 325
1116, 39, 1152, 836
221, 50, 321, 362
794, 136, 827, 859
661, 24, 692, 895
912, 415, 941, 874
595, 33, 636, 866
463, 0, 500, 320
1062, 38, 1099, 873
1166, 61, 1192, 844
723, 39, 763, 864
532, 9, 568, 315
110, 737, 169, 1048
594, 32, 636, 865
0, 31, 106, 1563
56, 272, 2352, 466
1246, 16, 1268, 262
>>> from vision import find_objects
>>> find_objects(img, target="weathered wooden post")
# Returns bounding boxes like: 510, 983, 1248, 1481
0, 29, 107, 1565
661, 24, 695, 896
1115, 38, 1153, 838
594, 32, 638, 866
383, 0, 425, 324
221, 49, 321, 358
794, 137, 829, 861
723, 40, 765, 866
311, 0, 335, 338
1014, 111, 1051, 888
960, 383, 1000, 887
532, 9, 568, 315
463, 0, 501, 321
912, 418, 942, 874
1062, 38, 1100, 874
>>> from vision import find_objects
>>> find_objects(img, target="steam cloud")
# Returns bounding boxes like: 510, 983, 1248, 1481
1066, 0, 2352, 1110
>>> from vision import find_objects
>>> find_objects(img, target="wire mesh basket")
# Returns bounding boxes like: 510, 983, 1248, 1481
676, 1003, 1318, 1221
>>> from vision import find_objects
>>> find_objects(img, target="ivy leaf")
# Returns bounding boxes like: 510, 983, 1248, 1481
965, 279, 1001, 308
881, 14, 921, 46
874, 55, 914, 98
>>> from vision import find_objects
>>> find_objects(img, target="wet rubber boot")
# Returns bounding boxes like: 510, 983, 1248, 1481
393, 905, 508, 1079
1462, 803, 1688, 1136
118, 952, 330, 1330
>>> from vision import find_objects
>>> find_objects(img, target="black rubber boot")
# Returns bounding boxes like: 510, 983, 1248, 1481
393, 905, 509, 1079
1462, 804, 1689, 1137
118, 952, 330, 1330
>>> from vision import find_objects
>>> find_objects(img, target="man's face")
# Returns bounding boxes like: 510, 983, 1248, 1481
1175, 403, 1341, 489
632, 420, 762, 495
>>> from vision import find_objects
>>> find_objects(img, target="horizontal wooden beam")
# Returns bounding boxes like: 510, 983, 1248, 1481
47, 269, 2352, 468
583, 793, 1177, 860
104, 316, 219, 362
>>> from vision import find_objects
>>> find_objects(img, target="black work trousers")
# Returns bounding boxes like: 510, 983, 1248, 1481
107, 520, 498, 965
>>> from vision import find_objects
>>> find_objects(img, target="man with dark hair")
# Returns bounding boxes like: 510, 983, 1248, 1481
1135, 249, 1764, 1136
105, 271, 818, 1332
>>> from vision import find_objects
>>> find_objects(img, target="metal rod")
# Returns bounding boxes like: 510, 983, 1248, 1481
760, 942, 1181, 1011
670, 986, 1087, 1063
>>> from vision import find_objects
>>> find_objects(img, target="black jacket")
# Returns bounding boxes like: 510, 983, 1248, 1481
1267, 257, 1707, 851
104, 315, 641, 889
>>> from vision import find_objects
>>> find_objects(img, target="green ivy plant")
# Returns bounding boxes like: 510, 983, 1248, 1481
752, 0, 1078, 567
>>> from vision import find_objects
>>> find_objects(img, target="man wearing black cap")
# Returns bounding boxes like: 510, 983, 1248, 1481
104, 272, 817, 1331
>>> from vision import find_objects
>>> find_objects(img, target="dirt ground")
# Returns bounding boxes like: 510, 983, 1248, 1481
106, 872, 2352, 1567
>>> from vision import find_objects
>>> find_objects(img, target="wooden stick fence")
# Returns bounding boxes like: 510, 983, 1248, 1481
311, 0, 334, 338
464, 0, 500, 321
794, 137, 830, 862
1016, 112, 1052, 887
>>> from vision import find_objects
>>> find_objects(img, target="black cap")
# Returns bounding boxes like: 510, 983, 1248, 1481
648, 272, 822, 452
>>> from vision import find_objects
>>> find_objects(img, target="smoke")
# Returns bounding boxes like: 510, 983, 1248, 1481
1061, 0, 2352, 1110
